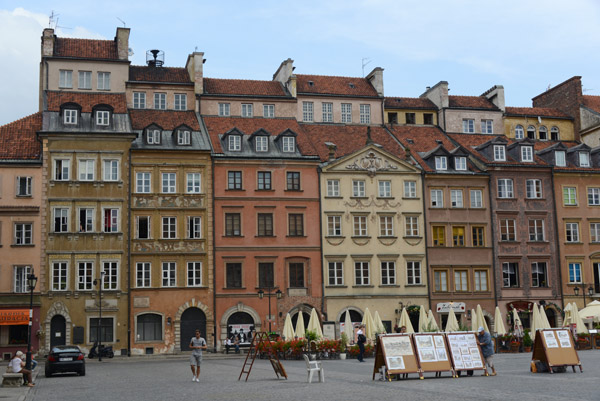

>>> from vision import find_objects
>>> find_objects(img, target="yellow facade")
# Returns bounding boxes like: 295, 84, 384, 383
384, 108, 437, 125
504, 116, 575, 141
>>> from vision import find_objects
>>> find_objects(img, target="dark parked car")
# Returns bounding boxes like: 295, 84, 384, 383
45, 345, 85, 377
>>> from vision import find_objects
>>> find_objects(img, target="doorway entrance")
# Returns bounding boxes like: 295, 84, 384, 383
180, 308, 206, 351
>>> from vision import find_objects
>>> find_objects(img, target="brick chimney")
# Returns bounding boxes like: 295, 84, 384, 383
41, 28, 55, 57
273, 58, 296, 98
366, 67, 384, 97
115, 27, 130, 61
186, 52, 205, 96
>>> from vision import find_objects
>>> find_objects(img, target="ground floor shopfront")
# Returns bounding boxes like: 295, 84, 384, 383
0, 300, 40, 361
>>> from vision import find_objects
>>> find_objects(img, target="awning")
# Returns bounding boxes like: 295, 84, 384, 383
0, 309, 29, 325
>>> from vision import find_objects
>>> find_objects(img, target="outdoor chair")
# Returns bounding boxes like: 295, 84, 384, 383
302, 354, 324, 383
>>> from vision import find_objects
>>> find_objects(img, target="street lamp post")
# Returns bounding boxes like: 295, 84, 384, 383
94, 271, 106, 361
258, 287, 282, 333
573, 285, 594, 307
26, 272, 37, 370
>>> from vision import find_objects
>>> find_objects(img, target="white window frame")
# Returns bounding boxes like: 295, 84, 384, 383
380, 215, 394, 237
381, 261, 396, 285
78, 71, 91, 89
102, 261, 119, 290
78, 159, 95, 181
378, 181, 391, 197
462, 119, 474, 133
187, 262, 203, 287
282, 137, 295, 152
103, 159, 119, 182
241, 103, 253, 117
566, 222, 580, 243
529, 219, 545, 241
404, 181, 417, 198
103, 208, 119, 233
352, 180, 366, 197
187, 216, 202, 239
53, 208, 69, 233
498, 178, 514, 198
302, 102, 314, 122
64, 109, 78, 125
255, 136, 268, 152
327, 179, 340, 197
470, 189, 483, 208
218, 103, 230, 116
14, 266, 31, 293
451, 189, 463, 208
474, 270, 488, 291
263, 104, 275, 118
455, 157, 467, 171
14, 222, 33, 245
97, 72, 111, 90
96, 110, 110, 126
177, 130, 191, 145
228, 135, 241, 151
133, 92, 146, 109
406, 261, 422, 285
563, 187, 577, 206
16, 176, 32, 197
328, 261, 344, 286
521, 146, 533, 162
405, 216, 419, 237
147, 129, 161, 144
322, 102, 333, 122
493, 145, 506, 161
162, 217, 177, 239
435, 156, 447, 170
590, 223, 600, 243
353, 215, 368, 236
526, 179, 542, 199
77, 261, 94, 291
174, 93, 187, 110
327, 215, 342, 236
354, 261, 370, 285
154, 93, 166, 110
186, 173, 201, 194
588, 187, 600, 206
136, 172, 151, 193
59, 70, 72, 88
162, 262, 176, 287
341, 103, 352, 123
161, 172, 176, 193
431, 189, 443, 207
359, 104, 371, 124
481, 119, 493, 134
579, 152, 591, 167
136, 262, 151, 288
136, 216, 151, 239
515, 125, 524, 139
78, 207, 94, 232
52, 261, 68, 291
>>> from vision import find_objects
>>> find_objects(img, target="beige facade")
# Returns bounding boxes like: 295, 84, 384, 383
199, 96, 297, 118
296, 95, 384, 125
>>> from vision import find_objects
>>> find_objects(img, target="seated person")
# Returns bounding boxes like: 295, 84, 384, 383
10, 351, 34, 387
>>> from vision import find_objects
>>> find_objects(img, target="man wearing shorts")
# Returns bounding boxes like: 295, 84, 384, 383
477, 326, 497, 376
190, 329, 207, 382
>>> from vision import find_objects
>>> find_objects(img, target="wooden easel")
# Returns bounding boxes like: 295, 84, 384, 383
532, 329, 582, 373
372, 334, 421, 381
238, 331, 288, 381
413, 333, 455, 378
446, 333, 488, 377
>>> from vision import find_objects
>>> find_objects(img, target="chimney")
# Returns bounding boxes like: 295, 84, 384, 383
186, 52, 205, 95
421, 81, 449, 109
482, 85, 505, 112
325, 143, 337, 161
273, 58, 296, 98
366, 67, 384, 97
41, 28, 55, 57
115, 27, 130, 61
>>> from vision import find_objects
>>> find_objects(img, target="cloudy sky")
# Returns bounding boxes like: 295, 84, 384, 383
1, 0, 599, 125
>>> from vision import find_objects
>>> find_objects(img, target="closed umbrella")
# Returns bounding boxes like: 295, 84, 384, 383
307, 308, 323, 339
361, 307, 376, 340
418, 305, 428, 332
427, 310, 439, 332
476, 305, 490, 333
295, 311, 305, 338
445, 308, 460, 332
571, 303, 589, 334
512, 308, 523, 337
343, 310, 354, 342
562, 303, 573, 327
282, 313, 295, 340
530, 303, 541, 333
539, 305, 551, 329
494, 306, 507, 336
470, 309, 478, 331
398, 307, 414, 333
374, 311, 386, 334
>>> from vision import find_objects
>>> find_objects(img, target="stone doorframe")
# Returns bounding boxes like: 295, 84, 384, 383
219, 302, 261, 348
173, 299, 213, 353
43, 302, 72, 353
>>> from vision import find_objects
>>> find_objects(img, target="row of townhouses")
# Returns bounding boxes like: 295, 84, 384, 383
1, 27, 599, 357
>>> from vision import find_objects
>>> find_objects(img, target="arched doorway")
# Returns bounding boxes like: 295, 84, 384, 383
50, 315, 66, 348
227, 312, 255, 344
291, 311, 310, 331
340, 310, 362, 323
180, 308, 206, 351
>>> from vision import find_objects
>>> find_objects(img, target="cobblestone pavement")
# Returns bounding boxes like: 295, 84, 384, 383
18, 351, 600, 401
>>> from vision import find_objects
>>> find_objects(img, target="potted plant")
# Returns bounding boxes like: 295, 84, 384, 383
523, 330, 533, 352
577, 333, 591, 350
340, 332, 349, 360
510, 336, 521, 352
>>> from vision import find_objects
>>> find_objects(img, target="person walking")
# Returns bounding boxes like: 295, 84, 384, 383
356, 325, 366, 362
477, 326, 497, 376
10, 351, 34, 387
190, 329, 207, 382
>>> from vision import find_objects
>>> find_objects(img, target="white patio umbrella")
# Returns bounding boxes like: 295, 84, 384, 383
361, 307, 376, 340
530, 303, 541, 333
512, 308, 523, 337
445, 308, 460, 332
470, 309, 478, 331
398, 307, 414, 333
427, 310, 439, 332
418, 305, 428, 332
563, 303, 573, 327
539, 304, 551, 329
295, 311, 306, 338
374, 311, 386, 334
494, 306, 507, 336
476, 304, 490, 333
578, 300, 600, 322
307, 308, 323, 339
571, 303, 589, 334
343, 310, 354, 342
282, 313, 295, 340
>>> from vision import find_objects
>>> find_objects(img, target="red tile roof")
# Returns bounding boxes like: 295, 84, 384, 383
384, 97, 437, 109
583, 95, 600, 114
449, 96, 498, 110
129, 110, 200, 131
129, 66, 192, 84
448, 133, 548, 166
203, 116, 317, 156
296, 75, 379, 97
46, 91, 128, 113
301, 124, 405, 162
505, 107, 571, 119
0, 113, 42, 160
203, 78, 288, 97
54, 37, 118, 60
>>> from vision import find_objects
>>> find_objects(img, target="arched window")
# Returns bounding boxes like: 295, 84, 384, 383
515, 125, 524, 139
136, 313, 162, 341
539, 126, 548, 140
527, 125, 536, 139
551, 126, 560, 141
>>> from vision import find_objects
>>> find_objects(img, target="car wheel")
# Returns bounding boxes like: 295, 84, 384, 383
79, 366, 86, 376
45, 366, 52, 378
109, 352, 114, 358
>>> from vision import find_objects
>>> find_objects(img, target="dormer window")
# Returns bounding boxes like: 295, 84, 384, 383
515, 125, 524, 140
96, 110, 110, 126
455, 156, 467, 171
435, 156, 447, 170
579, 152, 590, 167
282, 136, 295, 153
255, 136, 268, 152
521, 146, 533, 162
147, 129, 161, 144
555, 150, 566, 167
229, 135, 241, 151
539, 126, 548, 140
177, 130, 191, 145
64, 109, 78, 124
493, 145, 506, 161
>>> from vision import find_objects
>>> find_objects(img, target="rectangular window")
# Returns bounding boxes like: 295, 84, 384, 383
341, 103, 352, 123
13, 266, 31, 293
103, 160, 119, 181
78, 208, 94, 232
327, 215, 342, 236
472, 226, 484, 247
161, 172, 176, 193
353, 180, 366, 197
289, 262, 305, 288
177, 130, 190, 145
432, 226, 445, 246
136, 172, 151, 193
590, 223, 600, 243
354, 261, 370, 285
405, 113, 416, 124
500, 219, 516, 241
89, 318, 113, 343
455, 157, 467, 171
78, 159, 95, 181
187, 216, 202, 239
288, 214, 304, 236
241, 103, 253, 117
327, 179, 340, 197
430, 189, 443, 207
502, 262, 519, 287
528, 219, 545, 241
566, 222, 580, 243
454, 270, 468, 291
228, 135, 241, 151
54, 208, 69, 232
64, 109, 77, 124
225, 213, 241, 236
257, 171, 271, 190
59, 70, 72, 88
226, 263, 242, 288
328, 262, 343, 286
435, 156, 447, 170
588, 188, 600, 205
219, 103, 230, 116
77, 261, 93, 291
162, 262, 176, 287
424, 113, 434, 125
102, 261, 118, 290
162, 217, 177, 239
263, 104, 275, 118
497, 178, 514, 198
228, 171, 242, 190
147, 129, 160, 144
568, 262, 581, 283
282, 136, 295, 152
579, 152, 590, 167
322, 102, 333, 122
78, 71, 91, 89
359, 104, 371, 124
187, 262, 202, 287
494, 145, 506, 161
452, 226, 465, 247
255, 136, 268, 152
258, 262, 274, 288
187, 173, 201, 193
257, 214, 273, 236
103, 209, 118, 233
521, 146, 533, 162
96, 110, 110, 126
174, 93, 187, 110
434, 270, 447, 292
481, 119, 493, 134
381, 261, 396, 285
462, 119, 474, 133
353, 215, 368, 236
407, 261, 422, 285
451, 190, 463, 208
14, 223, 32, 245
302, 102, 314, 122
378, 181, 391, 197
555, 151, 566, 167
154, 93, 166, 110
474, 270, 488, 291
136, 262, 151, 288
133, 92, 146, 109
375, 215, 393, 237
97, 72, 111, 90
52, 262, 68, 291
526, 179, 542, 198
405, 216, 419, 237
470, 189, 483, 208
137, 216, 150, 239
404, 181, 417, 198
563, 187, 577, 205
531, 262, 547, 287
286, 172, 301, 190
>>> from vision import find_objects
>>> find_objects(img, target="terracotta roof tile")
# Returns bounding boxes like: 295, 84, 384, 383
129, 66, 192, 84
46, 91, 128, 113
449, 95, 499, 110
505, 107, 571, 119
301, 124, 404, 162
203, 78, 288, 97
0, 113, 42, 160
203, 116, 317, 156
384, 97, 437, 109
54, 37, 118, 60
582, 95, 600, 114
296, 75, 379, 97
129, 110, 200, 131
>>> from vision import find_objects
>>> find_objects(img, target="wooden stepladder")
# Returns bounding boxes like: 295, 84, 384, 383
238, 331, 288, 381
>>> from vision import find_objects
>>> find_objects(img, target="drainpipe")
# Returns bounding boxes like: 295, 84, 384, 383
550, 169, 564, 310
211, 157, 217, 352
487, 172, 499, 308
317, 167, 325, 318
127, 148, 132, 356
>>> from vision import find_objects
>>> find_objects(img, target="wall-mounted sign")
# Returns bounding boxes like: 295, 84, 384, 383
436, 303, 466, 313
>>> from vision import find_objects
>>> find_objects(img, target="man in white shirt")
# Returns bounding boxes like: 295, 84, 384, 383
9, 351, 34, 387
189, 329, 207, 382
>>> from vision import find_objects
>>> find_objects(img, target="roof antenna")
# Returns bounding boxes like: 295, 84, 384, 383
116, 17, 127, 27
49, 10, 57, 28
362, 57, 372, 77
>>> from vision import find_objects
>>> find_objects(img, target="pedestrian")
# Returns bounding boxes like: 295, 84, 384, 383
225, 337, 231, 354
189, 329, 207, 382
356, 325, 366, 362
477, 326, 497, 376
10, 351, 34, 387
